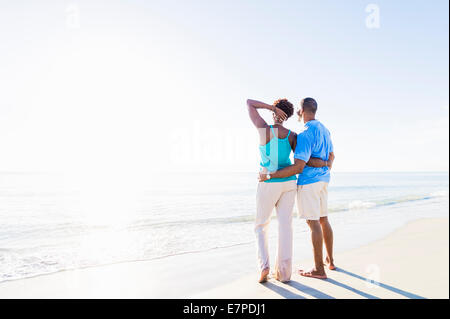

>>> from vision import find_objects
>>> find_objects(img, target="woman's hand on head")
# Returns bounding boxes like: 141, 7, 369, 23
274, 107, 288, 121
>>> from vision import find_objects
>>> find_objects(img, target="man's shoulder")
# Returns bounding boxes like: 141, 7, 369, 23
313, 120, 331, 135
301, 121, 321, 135
297, 127, 314, 139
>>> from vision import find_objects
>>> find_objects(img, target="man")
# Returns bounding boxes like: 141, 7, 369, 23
259, 97, 335, 279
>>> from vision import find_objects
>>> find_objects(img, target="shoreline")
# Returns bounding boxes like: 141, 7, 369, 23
0, 216, 448, 298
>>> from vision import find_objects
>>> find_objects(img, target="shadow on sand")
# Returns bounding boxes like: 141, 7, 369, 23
286, 281, 335, 299
262, 268, 426, 299
336, 268, 426, 299
262, 281, 307, 299
263, 280, 335, 299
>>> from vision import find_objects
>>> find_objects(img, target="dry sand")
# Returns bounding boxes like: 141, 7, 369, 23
191, 217, 449, 299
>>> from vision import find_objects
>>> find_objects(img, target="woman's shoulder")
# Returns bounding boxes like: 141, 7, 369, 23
288, 130, 297, 143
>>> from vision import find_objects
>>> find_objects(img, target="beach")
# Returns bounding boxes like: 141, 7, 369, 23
0, 172, 448, 299
1, 172, 448, 283
193, 217, 449, 299
0, 217, 447, 299
1, 0, 448, 303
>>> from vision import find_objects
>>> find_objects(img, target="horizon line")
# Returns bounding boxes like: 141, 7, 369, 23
0, 170, 448, 175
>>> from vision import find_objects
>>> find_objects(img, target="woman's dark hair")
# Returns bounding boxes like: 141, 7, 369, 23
273, 98, 294, 118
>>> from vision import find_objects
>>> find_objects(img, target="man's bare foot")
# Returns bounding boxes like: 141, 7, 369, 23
325, 257, 336, 270
258, 268, 270, 283
298, 267, 327, 279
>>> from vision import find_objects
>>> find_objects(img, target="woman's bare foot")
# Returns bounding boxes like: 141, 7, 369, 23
325, 257, 336, 270
271, 271, 290, 283
298, 267, 327, 279
258, 268, 270, 283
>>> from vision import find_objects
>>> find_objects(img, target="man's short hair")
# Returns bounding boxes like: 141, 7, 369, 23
301, 97, 318, 114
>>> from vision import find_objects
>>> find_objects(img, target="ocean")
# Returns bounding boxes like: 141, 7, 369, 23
0, 171, 448, 282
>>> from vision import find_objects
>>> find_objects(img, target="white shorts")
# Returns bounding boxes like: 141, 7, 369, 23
296, 181, 329, 220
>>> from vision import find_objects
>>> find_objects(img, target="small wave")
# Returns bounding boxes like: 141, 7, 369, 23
0, 241, 256, 284
348, 200, 377, 210
330, 191, 447, 213
127, 215, 255, 230
430, 190, 449, 198
128, 191, 448, 230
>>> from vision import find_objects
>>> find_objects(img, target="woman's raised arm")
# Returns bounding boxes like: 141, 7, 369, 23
246, 99, 287, 129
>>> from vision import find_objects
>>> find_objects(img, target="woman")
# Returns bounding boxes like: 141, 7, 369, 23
246, 98, 328, 283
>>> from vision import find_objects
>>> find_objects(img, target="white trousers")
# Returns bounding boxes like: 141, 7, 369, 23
255, 180, 296, 282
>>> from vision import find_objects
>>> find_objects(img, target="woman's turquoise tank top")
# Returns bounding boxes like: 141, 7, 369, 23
259, 125, 297, 183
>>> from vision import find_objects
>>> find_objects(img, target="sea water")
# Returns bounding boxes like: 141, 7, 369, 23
0, 171, 448, 282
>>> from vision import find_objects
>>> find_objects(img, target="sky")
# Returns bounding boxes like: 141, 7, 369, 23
0, 0, 448, 174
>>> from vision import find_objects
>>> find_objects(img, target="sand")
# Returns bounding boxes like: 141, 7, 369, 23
192, 217, 449, 299
0, 217, 448, 299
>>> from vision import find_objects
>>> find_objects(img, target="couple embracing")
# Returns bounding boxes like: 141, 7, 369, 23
247, 97, 335, 283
